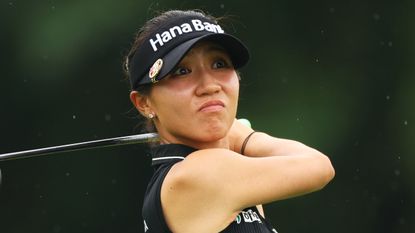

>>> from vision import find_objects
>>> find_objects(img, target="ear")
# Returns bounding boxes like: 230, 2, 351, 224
130, 91, 152, 116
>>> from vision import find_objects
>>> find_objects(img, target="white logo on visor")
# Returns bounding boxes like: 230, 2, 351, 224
149, 19, 224, 52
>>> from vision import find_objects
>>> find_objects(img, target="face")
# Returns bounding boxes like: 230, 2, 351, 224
134, 41, 240, 149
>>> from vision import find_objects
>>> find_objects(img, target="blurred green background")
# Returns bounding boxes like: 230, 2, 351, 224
0, 0, 414, 232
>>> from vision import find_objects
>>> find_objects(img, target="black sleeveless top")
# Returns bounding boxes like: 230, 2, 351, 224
142, 144, 279, 233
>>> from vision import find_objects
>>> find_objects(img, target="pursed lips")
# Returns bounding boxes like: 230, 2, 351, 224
198, 100, 225, 112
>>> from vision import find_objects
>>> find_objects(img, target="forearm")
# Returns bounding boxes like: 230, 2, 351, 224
226, 120, 335, 207
242, 132, 319, 158
229, 119, 328, 158
244, 134, 335, 200
229, 118, 330, 160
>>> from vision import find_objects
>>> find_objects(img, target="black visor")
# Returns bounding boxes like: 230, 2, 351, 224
128, 15, 250, 89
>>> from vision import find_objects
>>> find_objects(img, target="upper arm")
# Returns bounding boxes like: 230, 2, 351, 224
163, 146, 334, 216
210, 149, 333, 210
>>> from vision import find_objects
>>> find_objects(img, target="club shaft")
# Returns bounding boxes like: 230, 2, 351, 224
0, 133, 159, 161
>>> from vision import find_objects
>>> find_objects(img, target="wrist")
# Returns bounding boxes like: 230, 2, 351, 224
241, 131, 256, 155
228, 118, 254, 153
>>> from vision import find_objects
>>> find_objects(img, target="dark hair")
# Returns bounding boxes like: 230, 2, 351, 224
123, 10, 220, 133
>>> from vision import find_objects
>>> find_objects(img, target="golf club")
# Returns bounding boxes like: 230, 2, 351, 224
0, 133, 159, 162
0, 119, 251, 162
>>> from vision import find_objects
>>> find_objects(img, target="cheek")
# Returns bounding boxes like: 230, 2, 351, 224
149, 85, 193, 118
225, 74, 240, 100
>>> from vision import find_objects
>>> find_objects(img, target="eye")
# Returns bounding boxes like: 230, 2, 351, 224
171, 66, 191, 76
212, 59, 231, 69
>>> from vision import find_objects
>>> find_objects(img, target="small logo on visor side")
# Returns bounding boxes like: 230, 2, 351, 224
149, 58, 163, 83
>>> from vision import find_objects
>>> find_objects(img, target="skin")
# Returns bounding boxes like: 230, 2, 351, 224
132, 42, 238, 149
130, 41, 335, 233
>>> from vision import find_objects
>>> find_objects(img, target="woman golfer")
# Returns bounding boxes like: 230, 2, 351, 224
124, 9, 335, 233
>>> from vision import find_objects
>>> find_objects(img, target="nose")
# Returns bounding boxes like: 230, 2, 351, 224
195, 69, 221, 96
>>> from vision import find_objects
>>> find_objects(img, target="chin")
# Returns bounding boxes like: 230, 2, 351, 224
191, 116, 232, 142
201, 126, 228, 142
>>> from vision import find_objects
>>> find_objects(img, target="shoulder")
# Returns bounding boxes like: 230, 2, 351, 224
160, 148, 244, 232
162, 148, 245, 203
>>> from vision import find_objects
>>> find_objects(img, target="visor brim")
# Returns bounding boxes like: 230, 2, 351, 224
137, 33, 249, 85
